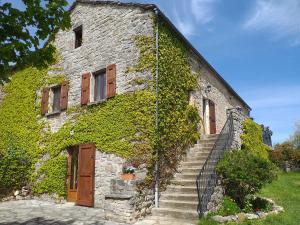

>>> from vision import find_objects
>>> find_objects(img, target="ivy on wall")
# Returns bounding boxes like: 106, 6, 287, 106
35, 91, 155, 196
0, 67, 71, 195
0, 67, 45, 159
155, 19, 200, 185
0, 16, 201, 197
241, 118, 270, 160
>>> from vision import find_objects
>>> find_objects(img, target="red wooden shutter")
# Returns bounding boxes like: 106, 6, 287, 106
76, 143, 96, 207
60, 81, 69, 111
81, 73, 90, 105
209, 100, 217, 134
41, 88, 49, 115
106, 64, 116, 98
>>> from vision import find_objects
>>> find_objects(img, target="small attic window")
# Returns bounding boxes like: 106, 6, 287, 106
74, 25, 82, 48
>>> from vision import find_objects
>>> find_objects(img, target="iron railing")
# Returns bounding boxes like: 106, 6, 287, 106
196, 113, 234, 217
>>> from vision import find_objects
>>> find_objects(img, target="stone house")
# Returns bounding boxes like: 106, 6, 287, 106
0, 0, 252, 224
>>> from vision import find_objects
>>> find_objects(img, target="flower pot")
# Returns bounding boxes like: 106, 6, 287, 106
121, 173, 135, 181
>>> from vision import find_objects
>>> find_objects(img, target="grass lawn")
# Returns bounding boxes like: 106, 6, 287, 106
199, 172, 300, 225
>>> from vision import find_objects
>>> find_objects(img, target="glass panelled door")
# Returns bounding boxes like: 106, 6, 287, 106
67, 147, 79, 202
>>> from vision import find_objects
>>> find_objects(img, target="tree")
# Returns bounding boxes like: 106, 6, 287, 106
0, 0, 71, 84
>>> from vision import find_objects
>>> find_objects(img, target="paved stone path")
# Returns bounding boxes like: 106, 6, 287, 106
0, 200, 128, 225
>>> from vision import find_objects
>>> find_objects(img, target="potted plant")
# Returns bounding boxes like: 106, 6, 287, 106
121, 163, 136, 180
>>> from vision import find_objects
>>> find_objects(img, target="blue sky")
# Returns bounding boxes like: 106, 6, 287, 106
4, 0, 300, 144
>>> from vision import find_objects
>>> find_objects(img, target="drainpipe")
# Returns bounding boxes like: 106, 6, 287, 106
154, 7, 160, 208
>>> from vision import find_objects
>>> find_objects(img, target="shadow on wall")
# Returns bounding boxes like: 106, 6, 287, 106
0, 218, 77, 225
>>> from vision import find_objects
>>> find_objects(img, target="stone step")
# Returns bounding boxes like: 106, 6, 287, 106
201, 134, 220, 139
194, 143, 215, 148
188, 148, 211, 153
181, 161, 205, 167
181, 167, 201, 174
152, 207, 198, 220
196, 145, 215, 149
136, 216, 198, 225
159, 200, 198, 211
171, 179, 196, 186
165, 186, 197, 194
185, 154, 208, 161
177, 172, 198, 180
160, 193, 198, 202
199, 138, 218, 143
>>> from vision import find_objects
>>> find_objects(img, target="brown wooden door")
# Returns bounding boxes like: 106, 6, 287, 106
76, 143, 96, 207
209, 100, 217, 134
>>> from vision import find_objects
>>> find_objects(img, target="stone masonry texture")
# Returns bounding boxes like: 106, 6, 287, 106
46, 2, 154, 132
24, 1, 250, 224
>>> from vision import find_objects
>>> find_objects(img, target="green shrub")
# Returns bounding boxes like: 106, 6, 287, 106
270, 142, 300, 168
216, 150, 278, 208
0, 137, 31, 195
241, 119, 270, 159
216, 196, 240, 216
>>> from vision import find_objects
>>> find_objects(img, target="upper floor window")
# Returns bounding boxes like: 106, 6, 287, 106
94, 70, 106, 101
81, 64, 116, 106
74, 25, 82, 48
41, 81, 69, 116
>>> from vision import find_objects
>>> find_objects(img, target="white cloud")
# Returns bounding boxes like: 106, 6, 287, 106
173, 9, 196, 36
191, 0, 216, 24
243, 0, 300, 45
171, 0, 217, 37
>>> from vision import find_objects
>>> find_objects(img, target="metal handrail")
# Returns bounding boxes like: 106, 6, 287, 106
196, 113, 234, 216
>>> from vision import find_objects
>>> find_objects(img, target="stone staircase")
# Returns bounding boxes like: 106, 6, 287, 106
135, 134, 219, 225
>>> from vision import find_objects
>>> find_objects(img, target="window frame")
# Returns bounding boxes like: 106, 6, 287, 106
94, 69, 107, 102
46, 84, 62, 116
51, 85, 61, 113
89, 69, 107, 105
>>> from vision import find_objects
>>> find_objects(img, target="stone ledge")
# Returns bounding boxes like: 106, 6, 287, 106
105, 194, 133, 200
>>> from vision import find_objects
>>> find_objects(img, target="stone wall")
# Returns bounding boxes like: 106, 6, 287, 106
188, 51, 250, 134
228, 107, 248, 149
94, 150, 154, 224
33, 4, 156, 223
43, 2, 154, 132
31, 2, 250, 223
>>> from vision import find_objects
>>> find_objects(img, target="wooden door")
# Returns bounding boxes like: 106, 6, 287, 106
76, 143, 96, 207
67, 147, 79, 202
209, 100, 217, 134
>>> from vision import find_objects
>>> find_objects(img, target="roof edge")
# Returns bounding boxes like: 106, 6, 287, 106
69, 1, 251, 110
155, 8, 251, 111
70, 0, 156, 11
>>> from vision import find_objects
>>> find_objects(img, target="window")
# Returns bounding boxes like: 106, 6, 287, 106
51, 86, 61, 113
74, 26, 82, 48
81, 64, 116, 106
41, 81, 68, 116
93, 70, 106, 101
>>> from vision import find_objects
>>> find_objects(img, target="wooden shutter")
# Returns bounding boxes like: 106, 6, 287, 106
76, 143, 95, 207
106, 64, 116, 98
81, 73, 90, 105
60, 81, 69, 111
41, 87, 49, 115
209, 100, 217, 134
